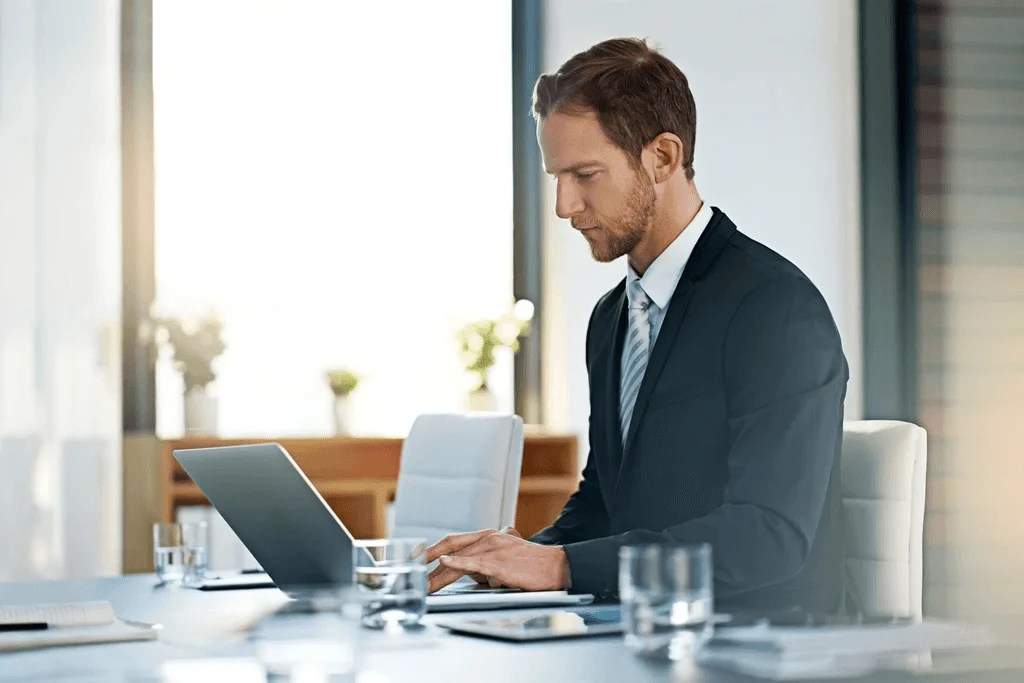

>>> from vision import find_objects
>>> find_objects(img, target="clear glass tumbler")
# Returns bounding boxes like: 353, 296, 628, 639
619, 543, 714, 660
352, 538, 428, 629
153, 521, 208, 586
255, 585, 362, 681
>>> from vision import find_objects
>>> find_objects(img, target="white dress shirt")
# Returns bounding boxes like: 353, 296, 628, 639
624, 202, 714, 348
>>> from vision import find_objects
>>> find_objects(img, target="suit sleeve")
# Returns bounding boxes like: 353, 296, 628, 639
529, 441, 609, 546
530, 303, 611, 547
560, 276, 848, 597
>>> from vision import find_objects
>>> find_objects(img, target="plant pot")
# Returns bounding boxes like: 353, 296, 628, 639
333, 394, 355, 436
184, 387, 218, 435
467, 387, 497, 412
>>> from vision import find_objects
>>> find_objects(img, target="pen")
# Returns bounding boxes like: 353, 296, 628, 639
0, 622, 48, 632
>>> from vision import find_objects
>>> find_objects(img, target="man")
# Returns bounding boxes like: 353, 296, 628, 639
427, 37, 848, 613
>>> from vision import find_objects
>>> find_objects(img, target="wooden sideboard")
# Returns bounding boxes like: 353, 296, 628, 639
124, 431, 579, 573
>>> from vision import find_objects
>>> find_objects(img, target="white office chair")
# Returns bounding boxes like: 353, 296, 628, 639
841, 420, 927, 619
390, 413, 524, 549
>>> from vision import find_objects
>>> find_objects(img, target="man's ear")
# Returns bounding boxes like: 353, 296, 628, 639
647, 132, 684, 183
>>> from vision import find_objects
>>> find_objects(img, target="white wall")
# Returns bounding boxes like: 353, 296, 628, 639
540, 0, 863, 462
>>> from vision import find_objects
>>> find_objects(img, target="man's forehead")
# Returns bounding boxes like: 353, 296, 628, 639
538, 110, 614, 174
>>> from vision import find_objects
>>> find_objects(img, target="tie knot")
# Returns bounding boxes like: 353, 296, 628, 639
628, 280, 651, 311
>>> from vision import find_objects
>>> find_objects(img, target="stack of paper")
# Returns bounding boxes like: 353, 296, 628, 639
699, 619, 993, 680
0, 601, 158, 652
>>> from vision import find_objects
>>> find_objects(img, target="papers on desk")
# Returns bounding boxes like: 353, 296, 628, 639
0, 601, 158, 652
700, 619, 994, 680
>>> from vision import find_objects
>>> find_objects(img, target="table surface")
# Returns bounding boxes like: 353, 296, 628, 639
1, 575, 1023, 683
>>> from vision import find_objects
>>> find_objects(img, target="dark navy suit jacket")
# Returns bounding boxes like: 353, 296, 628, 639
532, 208, 848, 613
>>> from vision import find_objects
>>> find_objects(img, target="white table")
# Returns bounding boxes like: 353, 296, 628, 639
1, 575, 1022, 682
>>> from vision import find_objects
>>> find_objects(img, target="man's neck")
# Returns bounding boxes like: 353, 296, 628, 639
629, 187, 703, 277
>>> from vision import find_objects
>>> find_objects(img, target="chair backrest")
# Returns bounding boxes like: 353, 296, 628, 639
841, 420, 927, 619
391, 413, 524, 548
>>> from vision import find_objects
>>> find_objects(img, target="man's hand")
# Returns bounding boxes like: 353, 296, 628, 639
425, 529, 571, 594
466, 527, 521, 587
426, 528, 517, 589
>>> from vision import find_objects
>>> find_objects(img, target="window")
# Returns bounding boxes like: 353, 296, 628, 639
153, 1, 513, 436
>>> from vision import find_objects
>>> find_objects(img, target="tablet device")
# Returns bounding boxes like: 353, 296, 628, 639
436, 606, 623, 641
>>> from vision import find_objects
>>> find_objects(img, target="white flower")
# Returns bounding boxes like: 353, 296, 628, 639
496, 321, 519, 345
513, 299, 535, 322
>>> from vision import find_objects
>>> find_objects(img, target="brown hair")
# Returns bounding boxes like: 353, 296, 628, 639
532, 38, 697, 180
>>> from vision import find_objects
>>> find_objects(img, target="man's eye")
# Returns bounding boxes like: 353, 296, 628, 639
577, 172, 595, 181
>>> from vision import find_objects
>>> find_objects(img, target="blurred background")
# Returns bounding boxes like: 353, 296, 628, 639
0, 0, 1021, 626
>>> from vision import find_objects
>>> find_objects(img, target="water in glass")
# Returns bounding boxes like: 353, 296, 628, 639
620, 543, 714, 660
354, 564, 427, 628
154, 546, 207, 585
153, 521, 208, 586
353, 538, 427, 629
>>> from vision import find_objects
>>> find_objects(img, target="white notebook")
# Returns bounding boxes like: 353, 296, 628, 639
700, 620, 993, 680
0, 601, 158, 652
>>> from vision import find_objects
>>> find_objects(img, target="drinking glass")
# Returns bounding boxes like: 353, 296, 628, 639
153, 521, 208, 586
255, 586, 362, 682
619, 543, 714, 660
352, 538, 428, 629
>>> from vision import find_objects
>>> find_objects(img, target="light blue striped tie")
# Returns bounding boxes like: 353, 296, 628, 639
620, 279, 652, 445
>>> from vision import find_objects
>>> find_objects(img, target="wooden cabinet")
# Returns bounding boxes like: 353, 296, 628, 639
126, 431, 578, 572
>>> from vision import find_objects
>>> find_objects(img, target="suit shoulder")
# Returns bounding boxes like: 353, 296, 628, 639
721, 230, 813, 286
584, 279, 625, 358
715, 229, 836, 325
592, 279, 626, 318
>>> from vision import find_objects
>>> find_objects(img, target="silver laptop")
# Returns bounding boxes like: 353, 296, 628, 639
172, 443, 592, 612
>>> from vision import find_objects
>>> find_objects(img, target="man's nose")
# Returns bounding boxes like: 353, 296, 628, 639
555, 182, 584, 221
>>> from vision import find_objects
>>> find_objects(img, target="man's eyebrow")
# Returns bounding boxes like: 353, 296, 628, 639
545, 161, 605, 176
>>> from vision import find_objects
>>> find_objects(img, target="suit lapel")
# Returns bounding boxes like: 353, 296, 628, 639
605, 289, 628, 475
612, 208, 736, 498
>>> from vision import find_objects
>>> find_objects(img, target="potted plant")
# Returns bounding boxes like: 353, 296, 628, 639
154, 312, 226, 434
326, 368, 360, 435
459, 299, 534, 411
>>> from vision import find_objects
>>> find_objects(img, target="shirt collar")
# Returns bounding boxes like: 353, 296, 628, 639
627, 202, 714, 309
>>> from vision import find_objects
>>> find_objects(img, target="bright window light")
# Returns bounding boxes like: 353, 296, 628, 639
153, 0, 513, 437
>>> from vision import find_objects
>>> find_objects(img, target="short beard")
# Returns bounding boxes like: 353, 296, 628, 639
588, 168, 656, 263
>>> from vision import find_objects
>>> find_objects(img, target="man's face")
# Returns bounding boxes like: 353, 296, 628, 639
538, 110, 656, 263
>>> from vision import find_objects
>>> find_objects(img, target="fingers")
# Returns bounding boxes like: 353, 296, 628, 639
427, 564, 499, 594
425, 529, 496, 564
427, 545, 503, 594
427, 563, 468, 594
425, 530, 524, 593
438, 554, 490, 579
